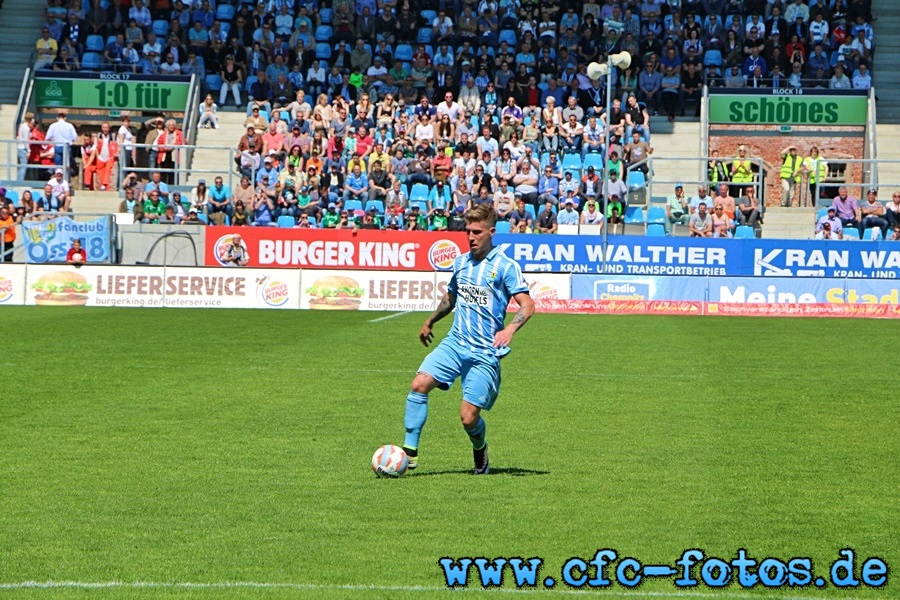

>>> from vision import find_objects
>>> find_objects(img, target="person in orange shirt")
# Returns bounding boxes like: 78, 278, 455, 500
0, 206, 15, 262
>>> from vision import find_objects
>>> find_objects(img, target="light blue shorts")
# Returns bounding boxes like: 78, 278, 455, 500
418, 339, 502, 410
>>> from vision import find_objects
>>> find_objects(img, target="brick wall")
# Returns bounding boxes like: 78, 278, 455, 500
708, 126, 865, 207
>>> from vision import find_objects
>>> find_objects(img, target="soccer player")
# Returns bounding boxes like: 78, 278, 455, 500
396, 204, 534, 475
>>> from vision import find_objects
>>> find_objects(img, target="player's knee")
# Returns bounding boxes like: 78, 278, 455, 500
410, 374, 432, 394
459, 406, 479, 429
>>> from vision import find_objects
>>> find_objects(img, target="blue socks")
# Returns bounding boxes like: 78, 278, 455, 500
465, 417, 486, 450
403, 391, 429, 450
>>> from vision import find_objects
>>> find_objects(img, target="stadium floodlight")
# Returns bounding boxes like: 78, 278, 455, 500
588, 51, 634, 258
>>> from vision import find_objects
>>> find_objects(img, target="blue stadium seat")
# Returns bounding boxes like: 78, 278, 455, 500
197, 213, 209, 225
216, 3, 235, 21
703, 49, 723, 67
364, 200, 384, 215
646, 223, 666, 236
421, 10, 437, 24
582, 153, 603, 172
277, 215, 296, 228
315, 43, 332, 60
494, 221, 511, 234
395, 44, 413, 62
417, 28, 433, 43
152, 20, 170, 36
344, 199, 364, 213
627, 170, 646, 189
646, 206, 666, 225
315, 25, 333, 42
865, 227, 883, 241
318, 8, 333, 24
244, 75, 257, 92
409, 200, 428, 212
816, 208, 829, 222
734, 225, 755, 239
81, 52, 102, 70
86, 35, 105, 53
205, 74, 223, 91
562, 154, 581, 173
6, 190, 19, 206
409, 183, 430, 201
523, 205, 536, 221
498, 30, 516, 46
842, 228, 860, 240
623, 206, 644, 224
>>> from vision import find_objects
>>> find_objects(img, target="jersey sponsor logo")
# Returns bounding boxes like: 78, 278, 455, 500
457, 284, 490, 306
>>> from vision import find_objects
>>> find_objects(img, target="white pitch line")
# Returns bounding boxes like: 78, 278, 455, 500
0, 581, 858, 599
368, 311, 414, 322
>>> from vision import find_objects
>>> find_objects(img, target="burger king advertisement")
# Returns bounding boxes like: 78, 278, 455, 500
300, 271, 452, 312
24, 265, 300, 309
205, 228, 467, 271
0, 265, 27, 306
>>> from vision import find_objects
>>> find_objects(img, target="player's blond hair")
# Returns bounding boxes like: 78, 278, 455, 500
466, 203, 498, 227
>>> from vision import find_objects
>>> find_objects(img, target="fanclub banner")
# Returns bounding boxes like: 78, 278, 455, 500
205, 228, 468, 271
23, 265, 301, 309
21, 217, 111, 263
493, 235, 900, 279
0, 265, 27, 306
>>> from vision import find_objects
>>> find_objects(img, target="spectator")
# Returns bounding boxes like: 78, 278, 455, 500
665, 183, 690, 234
557, 198, 579, 225
832, 186, 862, 237
580, 197, 604, 226
860, 188, 888, 238
816, 207, 844, 237
35, 27, 58, 70
198, 94, 218, 130
0, 206, 14, 262
885, 192, 900, 230
736, 186, 762, 228
689, 202, 713, 237
779, 145, 803, 207
711, 203, 733, 237
535, 201, 557, 233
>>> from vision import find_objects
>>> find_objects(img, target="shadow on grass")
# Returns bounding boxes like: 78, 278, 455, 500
412, 467, 550, 477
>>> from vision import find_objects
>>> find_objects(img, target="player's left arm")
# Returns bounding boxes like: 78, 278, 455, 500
493, 291, 534, 348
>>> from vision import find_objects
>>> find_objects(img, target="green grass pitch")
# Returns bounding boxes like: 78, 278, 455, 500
0, 307, 896, 599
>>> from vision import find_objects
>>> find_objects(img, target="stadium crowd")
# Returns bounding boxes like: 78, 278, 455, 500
9, 0, 879, 234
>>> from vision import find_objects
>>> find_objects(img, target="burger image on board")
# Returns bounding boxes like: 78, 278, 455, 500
306, 275, 364, 310
32, 270, 91, 306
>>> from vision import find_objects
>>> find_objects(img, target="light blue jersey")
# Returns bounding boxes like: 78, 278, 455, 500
447, 246, 529, 355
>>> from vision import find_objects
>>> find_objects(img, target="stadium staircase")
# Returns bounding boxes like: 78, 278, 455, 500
184, 110, 247, 187
0, 0, 44, 106
871, 0, 899, 123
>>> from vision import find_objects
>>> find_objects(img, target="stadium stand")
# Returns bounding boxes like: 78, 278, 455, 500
1, 0, 885, 237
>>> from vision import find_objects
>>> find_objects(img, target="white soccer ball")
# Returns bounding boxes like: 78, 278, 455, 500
371, 444, 408, 478
71, 253, 83, 262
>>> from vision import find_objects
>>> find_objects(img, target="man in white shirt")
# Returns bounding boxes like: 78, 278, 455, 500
436, 92, 463, 123
47, 168, 73, 211
44, 111, 78, 168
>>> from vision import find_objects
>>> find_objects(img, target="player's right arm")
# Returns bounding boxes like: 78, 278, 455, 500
419, 291, 456, 347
